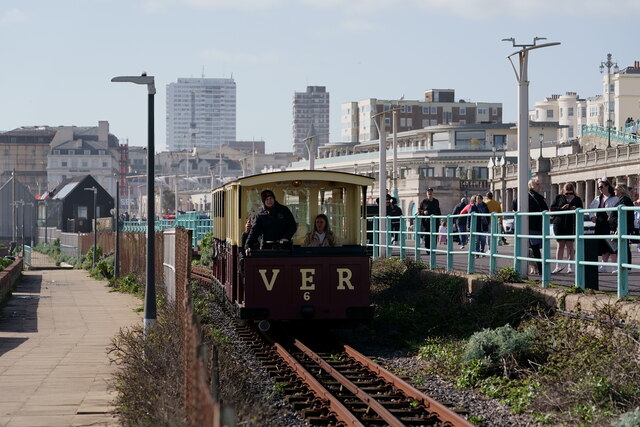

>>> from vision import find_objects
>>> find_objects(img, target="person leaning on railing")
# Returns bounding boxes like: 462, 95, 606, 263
512, 179, 548, 275
588, 178, 619, 273
550, 183, 583, 274
608, 184, 635, 272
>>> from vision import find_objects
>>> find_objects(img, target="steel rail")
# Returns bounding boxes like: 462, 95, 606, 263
272, 342, 364, 426
343, 345, 473, 426
293, 339, 406, 427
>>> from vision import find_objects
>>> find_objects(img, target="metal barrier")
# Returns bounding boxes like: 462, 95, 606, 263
581, 124, 638, 144
369, 205, 640, 297
24, 245, 79, 268
121, 211, 213, 251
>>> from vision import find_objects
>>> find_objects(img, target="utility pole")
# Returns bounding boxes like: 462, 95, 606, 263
503, 36, 560, 277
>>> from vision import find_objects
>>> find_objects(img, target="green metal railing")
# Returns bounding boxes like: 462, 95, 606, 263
122, 211, 213, 251
581, 124, 638, 144
369, 206, 640, 297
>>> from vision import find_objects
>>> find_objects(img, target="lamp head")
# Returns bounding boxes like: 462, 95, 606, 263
111, 75, 156, 94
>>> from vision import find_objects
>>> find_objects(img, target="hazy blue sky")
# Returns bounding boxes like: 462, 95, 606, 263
1, 0, 638, 153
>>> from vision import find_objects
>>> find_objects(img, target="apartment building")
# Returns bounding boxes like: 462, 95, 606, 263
47, 121, 120, 196
166, 77, 237, 151
0, 127, 55, 194
341, 89, 502, 143
529, 59, 640, 142
292, 86, 330, 158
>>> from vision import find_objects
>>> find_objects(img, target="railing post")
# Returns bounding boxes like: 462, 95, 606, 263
414, 213, 421, 263
489, 212, 498, 274
617, 205, 629, 297
399, 215, 406, 259
541, 212, 550, 287
575, 209, 585, 290
446, 216, 453, 271
467, 212, 476, 274
513, 212, 522, 276
386, 216, 392, 258
372, 217, 379, 259
429, 215, 437, 269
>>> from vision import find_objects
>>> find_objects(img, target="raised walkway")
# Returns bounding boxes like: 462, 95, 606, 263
0, 269, 141, 426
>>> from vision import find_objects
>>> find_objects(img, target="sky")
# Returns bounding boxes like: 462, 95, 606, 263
1, 0, 639, 154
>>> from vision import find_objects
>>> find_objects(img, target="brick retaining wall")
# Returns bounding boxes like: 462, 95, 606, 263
0, 258, 23, 302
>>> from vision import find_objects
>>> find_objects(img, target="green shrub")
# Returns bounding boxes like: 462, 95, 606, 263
613, 407, 640, 427
493, 266, 522, 283
463, 324, 537, 376
110, 274, 142, 295
198, 232, 215, 267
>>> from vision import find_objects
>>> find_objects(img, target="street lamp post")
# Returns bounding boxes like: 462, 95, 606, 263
371, 112, 387, 253
303, 132, 330, 171
111, 73, 157, 333
600, 53, 619, 149
503, 36, 560, 277
84, 186, 98, 269
539, 133, 544, 160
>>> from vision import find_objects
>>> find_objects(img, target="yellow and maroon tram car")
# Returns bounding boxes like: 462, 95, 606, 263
210, 170, 374, 328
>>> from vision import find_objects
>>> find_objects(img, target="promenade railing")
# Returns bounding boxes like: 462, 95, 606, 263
581, 124, 638, 144
369, 206, 640, 297
121, 211, 213, 251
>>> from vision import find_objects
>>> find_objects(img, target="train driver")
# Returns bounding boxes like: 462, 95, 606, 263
245, 189, 297, 254
302, 214, 341, 247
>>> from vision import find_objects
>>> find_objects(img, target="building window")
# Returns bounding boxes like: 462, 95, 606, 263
430, 119, 438, 126
459, 119, 466, 125
581, 107, 587, 118
471, 167, 488, 179
569, 127, 574, 138
459, 107, 466, 115
431, 107, 437, 114
568, 107, 574, 117
546, 109, 554, 119
406, 105, 412, 113
400, 118, 406, 127
84, 150, 91, 155
61, 161, 67, 167
560, 108, 564, 118
491, 107, 498, 115
54, 150, 60, 155
384, 118, 390, 126
422, 106, 429, 114
406, 118, 412, 127
99, 150, 105, 155
422, 119, 430, 127
420, 166, 434, 177
445, 166, 457, 177
69, 150, 75, 155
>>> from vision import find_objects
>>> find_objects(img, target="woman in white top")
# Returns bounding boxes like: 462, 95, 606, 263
302, 214, 341, 247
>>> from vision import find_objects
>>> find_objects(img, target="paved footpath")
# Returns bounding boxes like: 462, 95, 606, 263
0, 269, 141, 426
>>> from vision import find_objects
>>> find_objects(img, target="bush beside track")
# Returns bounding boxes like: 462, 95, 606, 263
360, 257, 640, 426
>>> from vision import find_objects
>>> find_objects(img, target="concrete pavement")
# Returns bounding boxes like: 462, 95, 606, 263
0, 269, 141, 426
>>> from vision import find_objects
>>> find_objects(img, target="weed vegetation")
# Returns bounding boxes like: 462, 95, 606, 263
108, 300, 186, 426
369, 258, 640, 425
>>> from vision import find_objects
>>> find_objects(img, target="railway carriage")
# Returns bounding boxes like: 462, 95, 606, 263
210, 170, 374, 330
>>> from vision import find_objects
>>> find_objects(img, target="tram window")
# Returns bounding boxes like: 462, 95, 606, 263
319, 186, 347, 238
283, 188, 311, 240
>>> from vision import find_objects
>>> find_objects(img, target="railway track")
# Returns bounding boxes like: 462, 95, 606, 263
190, 266, 472, 426
240, 326, 472, 426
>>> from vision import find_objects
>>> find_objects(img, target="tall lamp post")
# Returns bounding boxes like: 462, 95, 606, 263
538, 133, 544, 159
371, 111, 388, 252
600, 53, 619, 149
84, 186, 98, 269
503, 36, 560, 277
111, 73, 157, 333
303, 132, 330, 171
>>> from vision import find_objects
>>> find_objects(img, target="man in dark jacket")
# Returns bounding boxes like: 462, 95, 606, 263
451, 197, 468, 249
419, 188, 441, 250
245, 189, 297, 253
388, 196, 403, 244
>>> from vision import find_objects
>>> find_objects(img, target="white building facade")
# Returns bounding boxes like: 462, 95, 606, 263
166, 77, 236, 152
292, 86, 330, 158
341, 89, 502, 143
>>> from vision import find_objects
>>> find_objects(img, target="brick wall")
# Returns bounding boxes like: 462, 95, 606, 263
0, 258, 23, 302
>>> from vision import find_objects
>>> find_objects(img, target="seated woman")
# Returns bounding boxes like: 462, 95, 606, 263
302, 214, 341, 247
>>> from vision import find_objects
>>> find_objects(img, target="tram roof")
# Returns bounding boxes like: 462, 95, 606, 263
215, 170, 374, 190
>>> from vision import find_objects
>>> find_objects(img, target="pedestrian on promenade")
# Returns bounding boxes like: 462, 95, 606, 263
438, 220, 447, 245
608, 184, 635, 272
451, 197, 468, 249
419, 188, 441, 251
470, 194, 489, 255
527, 179, 548, 274
550, 183, 583, 274
485, 191, 508, 247
588, 178, 619, 272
